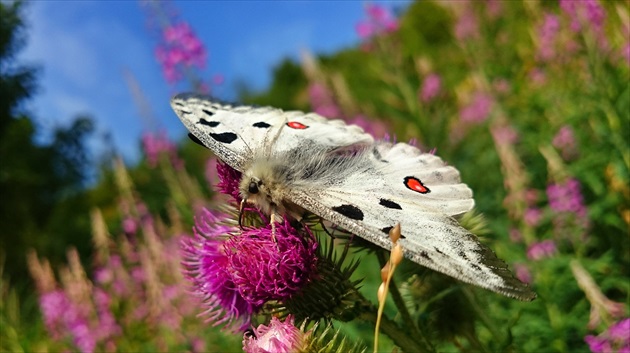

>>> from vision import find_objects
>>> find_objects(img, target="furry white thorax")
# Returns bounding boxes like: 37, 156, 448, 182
238, 144, 376, 219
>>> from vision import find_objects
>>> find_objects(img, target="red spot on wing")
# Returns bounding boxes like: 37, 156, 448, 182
287, 121, 308, 129
404, 176, 430, 194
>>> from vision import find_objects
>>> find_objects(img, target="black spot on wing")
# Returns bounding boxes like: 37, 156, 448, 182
210, 132, 238, 144
420, 251, 432, 261
470, 263, 483, 272
379, 199, 402, 210
253, 122, 271, 128
199, 118, 220, 127
434, 247, 445, 255
187, 133, 206, 148
173, 101, 184, 107
332, 204, 364, 221
202, 109, 215, 116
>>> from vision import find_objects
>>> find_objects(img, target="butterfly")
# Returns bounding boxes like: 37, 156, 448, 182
171, 93, 536, 301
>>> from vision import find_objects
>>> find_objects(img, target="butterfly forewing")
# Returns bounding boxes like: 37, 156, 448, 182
171, 93, 373, 171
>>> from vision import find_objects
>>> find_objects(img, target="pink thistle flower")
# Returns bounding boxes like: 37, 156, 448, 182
216, 160, 243, 202
243, 316, 307, 353
181, 208, 258, 331
460, 92, 494, 123
225, 218, 318, 306
419, 73, 441, 102
527, 240, 557, 261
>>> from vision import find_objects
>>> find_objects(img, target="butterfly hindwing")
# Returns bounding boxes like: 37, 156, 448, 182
286, 142, 536, 301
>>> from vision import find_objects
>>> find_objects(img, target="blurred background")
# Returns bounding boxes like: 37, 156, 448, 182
1, 0, 628, 352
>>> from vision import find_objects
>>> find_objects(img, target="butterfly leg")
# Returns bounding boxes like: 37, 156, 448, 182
238, 199, 247, 229
270, 213, 279, 243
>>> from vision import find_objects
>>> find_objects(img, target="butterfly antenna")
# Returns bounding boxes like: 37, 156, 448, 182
264, 117, 288, 158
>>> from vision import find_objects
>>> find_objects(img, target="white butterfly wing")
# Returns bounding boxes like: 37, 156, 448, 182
171, 93, 374, 171
287, 142, 535, 301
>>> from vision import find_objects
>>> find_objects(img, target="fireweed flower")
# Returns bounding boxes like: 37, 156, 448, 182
513, 263, 532, 284
355, 3, 398, 40
537, 13, 561, 62
141, 131, 182, 169
524, 208, 543, 227
181, 208, 257, 330
155, 22, 207, 84
460, 92, 494, 123
454, 6, 480, 41
242, 315, 307, 353
547, 178, 589, 238
527, 240, 557, 261
308, 83, 341, 119
419, 73, 442, 103
585, 318, 630, 353
552, 126, 578, 160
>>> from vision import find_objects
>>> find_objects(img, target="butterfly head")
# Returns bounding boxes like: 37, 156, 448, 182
239, 160, 287, 216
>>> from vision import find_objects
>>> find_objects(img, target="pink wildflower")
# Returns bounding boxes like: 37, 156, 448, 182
181, 208, 258, 331
243, 316, 307, 353
460, 92, 494, 123
585, 318, 630, 353
513, 263, 532, 284
552, 126, 578, 160
419, 73, 441, 102
225, 218, 318, 306
527, 240, 557, 261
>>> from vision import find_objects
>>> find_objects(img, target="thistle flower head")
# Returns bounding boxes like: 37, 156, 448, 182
216, 160, 243, 202
225, 219, 318, 306
242, 315, 307, 353
181, 208, 258, 331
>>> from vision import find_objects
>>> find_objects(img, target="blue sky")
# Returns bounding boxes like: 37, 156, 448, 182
18, 1, 409, 163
